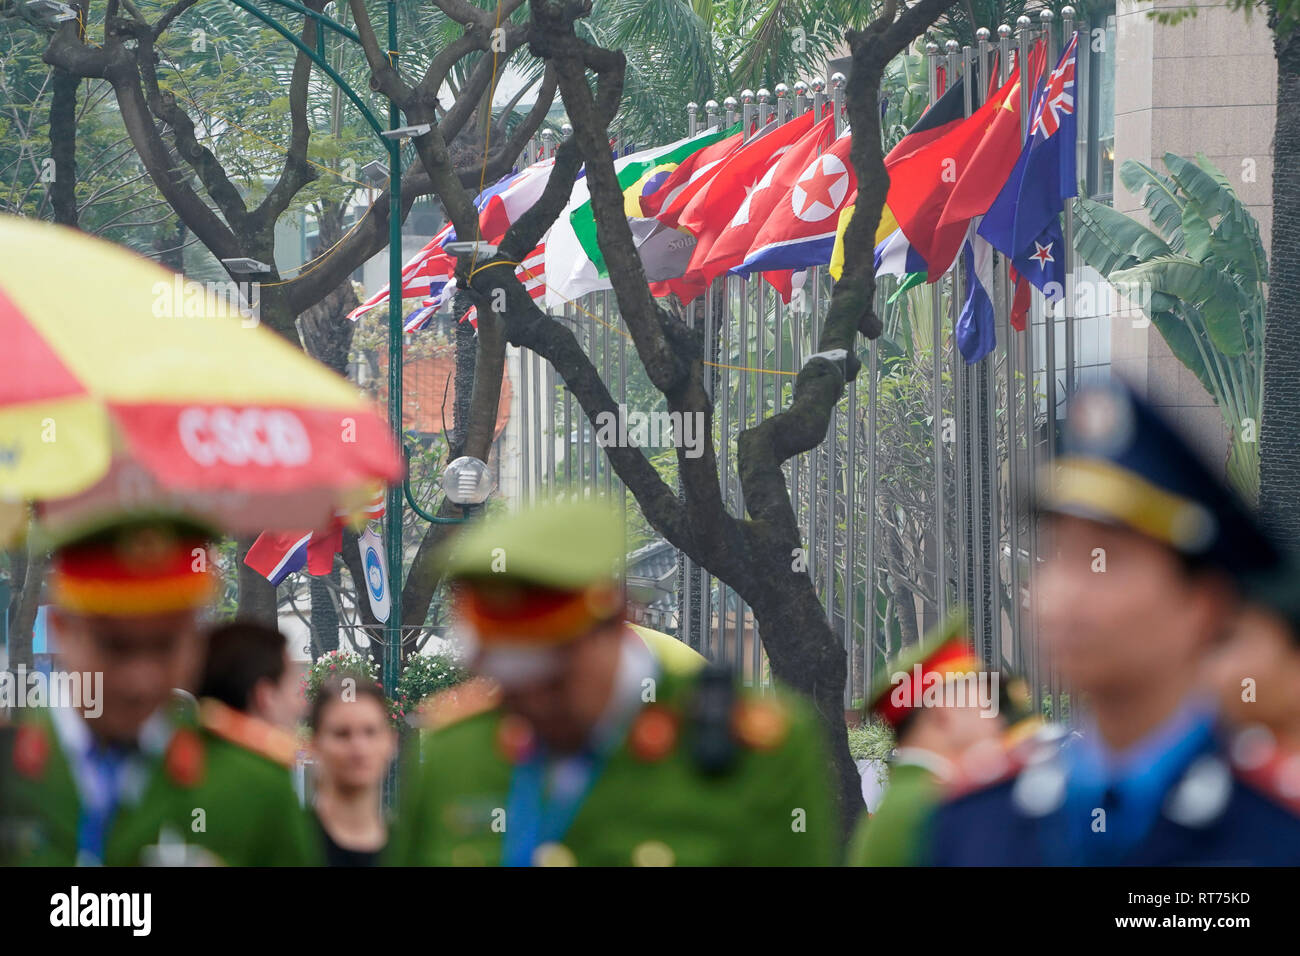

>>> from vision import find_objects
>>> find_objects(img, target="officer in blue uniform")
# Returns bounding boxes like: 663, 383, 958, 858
928, 380, 1300, 865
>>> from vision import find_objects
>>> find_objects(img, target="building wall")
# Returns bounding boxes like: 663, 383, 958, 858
1111, 0, 1275, 464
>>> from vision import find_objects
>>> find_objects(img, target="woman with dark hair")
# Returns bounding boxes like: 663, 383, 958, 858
308, 678, 396, 867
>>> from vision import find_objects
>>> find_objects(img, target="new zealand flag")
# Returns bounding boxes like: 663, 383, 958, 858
978, 32, 1078, 301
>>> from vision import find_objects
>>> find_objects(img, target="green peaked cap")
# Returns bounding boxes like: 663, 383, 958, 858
439, 495, 627, 591
867, 609, 973, 718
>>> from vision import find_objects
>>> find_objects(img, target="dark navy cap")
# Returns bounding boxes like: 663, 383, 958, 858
1039, 380, 1280, 579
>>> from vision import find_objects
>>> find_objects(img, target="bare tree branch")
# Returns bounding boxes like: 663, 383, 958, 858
135, 36, 251, 234
456, 63, 555, 188
431, 0, 527, 31
250, 6, 322, 232
153, 0, 200, 39
283, 162, 434, 314
439, 22, 528, 144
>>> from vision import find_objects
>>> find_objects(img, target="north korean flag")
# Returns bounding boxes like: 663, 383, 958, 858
244, 491, 385, 585
734, 125, 854, 275
702, 114, 837, 280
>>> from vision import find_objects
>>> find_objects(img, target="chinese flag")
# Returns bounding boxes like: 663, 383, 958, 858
936, 41, 1047, 237
886, 66, 1024, 281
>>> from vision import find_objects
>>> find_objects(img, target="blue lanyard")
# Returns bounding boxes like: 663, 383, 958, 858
501, 748, 608, 867
76, 747, 126, 865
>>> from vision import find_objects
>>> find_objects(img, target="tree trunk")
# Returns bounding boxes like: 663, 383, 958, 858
298, 201, 360, 375
235, 537, 277, 625
237, 202, 360, 631
449, 292, 477, 460
396, 292, 487, 641
751, 589, 859, 828
8, 69, 77, 667
887, 525, 920, 650
308, 569, 339, 659
1261, 23, 1300, 535
460, 0, 959, 840
48, 67, 79, 227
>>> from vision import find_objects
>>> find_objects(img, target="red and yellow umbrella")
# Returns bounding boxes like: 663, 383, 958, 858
0, 216, 403, 540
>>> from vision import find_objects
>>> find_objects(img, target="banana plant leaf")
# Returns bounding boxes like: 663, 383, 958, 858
1119, 161, 1186, 252
1193, 156, 1269, 284
1148, 309, 1216, 397
1110, 256, 1249, 356
1163, 152, 1234, 219
1180, 201, 1213, 262
1210, 212, 1268, 285
1073, 197, 1173, 274
1072, 152, 1264, 500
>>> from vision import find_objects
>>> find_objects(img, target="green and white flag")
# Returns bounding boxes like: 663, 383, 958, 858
545, 124, 733, 308
571, 126, 734, 277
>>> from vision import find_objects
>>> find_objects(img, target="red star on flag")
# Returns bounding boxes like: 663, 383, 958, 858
793, 156, 847, 219
1030, 240, 1055, 268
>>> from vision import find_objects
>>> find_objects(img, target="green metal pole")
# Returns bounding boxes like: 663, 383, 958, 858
225, 0, 385, 137
383, 0, 403, 701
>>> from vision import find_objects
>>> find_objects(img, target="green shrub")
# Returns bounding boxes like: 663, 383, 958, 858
847, 719, 896, 762
393, 651, 470, 725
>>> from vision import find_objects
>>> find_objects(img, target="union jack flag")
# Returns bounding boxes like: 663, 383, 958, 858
1033, 33, 1077, 139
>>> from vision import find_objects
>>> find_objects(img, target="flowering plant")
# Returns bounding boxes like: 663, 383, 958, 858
304, 649, 380, 704
392, 651, 470, 726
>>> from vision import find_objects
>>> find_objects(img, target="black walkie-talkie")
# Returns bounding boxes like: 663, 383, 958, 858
689, 664, 737, 775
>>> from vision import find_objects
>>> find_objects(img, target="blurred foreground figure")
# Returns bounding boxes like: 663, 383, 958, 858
1, 516, 317, 866
930, 382, 1300, 865
1203, 560, 1300, 795
391, 497, 835, 866
309, 678, 396, 866
847, 618, 1011, 866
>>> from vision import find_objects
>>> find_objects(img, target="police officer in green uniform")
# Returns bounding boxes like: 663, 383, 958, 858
1, 514, 318, 866
390, 496, 836, 867
847, 615, 1015, 866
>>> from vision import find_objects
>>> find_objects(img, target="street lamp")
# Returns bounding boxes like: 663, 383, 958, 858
220, 257, 272, 275
23, 0, 77, 25
381, 122, 432, 139
360, 160, 389, 185
444, 240, 499, 258
442, 456, 494, 512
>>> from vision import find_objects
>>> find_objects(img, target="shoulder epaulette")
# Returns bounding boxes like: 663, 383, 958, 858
417, 678, 502, 731
731, 695, 791, 751
11, 720, 51, 780
199, 697, 298, 767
